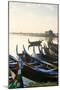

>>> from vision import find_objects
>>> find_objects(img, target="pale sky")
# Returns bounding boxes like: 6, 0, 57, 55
9, 2, 58, 33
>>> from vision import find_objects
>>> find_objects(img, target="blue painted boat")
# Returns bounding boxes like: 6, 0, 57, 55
20, 46, 58, 82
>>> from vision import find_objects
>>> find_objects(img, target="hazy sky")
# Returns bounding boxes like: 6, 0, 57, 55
9, 2, 58, 33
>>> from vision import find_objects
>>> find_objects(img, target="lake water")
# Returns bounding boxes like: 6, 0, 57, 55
9, 34, 58, 87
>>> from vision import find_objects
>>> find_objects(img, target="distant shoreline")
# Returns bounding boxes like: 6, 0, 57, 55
9, 32, 58, 37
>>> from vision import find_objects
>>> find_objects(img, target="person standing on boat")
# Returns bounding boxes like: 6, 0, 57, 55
45, 30, 55, 44
41, 30, 55, 55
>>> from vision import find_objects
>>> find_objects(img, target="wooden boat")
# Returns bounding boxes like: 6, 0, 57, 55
28, 39, 58, 66
19, 46, 58, 82
48, 42, 58, 53
9, 55, 19, 83
28, 39, 43, 49
9, 55, 19, 73
41, 42, 58, 66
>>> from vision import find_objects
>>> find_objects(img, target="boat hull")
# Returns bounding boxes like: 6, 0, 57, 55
20, 46, 58, 82
21, 64, 58, 82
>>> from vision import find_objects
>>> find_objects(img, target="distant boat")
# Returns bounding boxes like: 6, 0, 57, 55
28, 39, 43, 48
